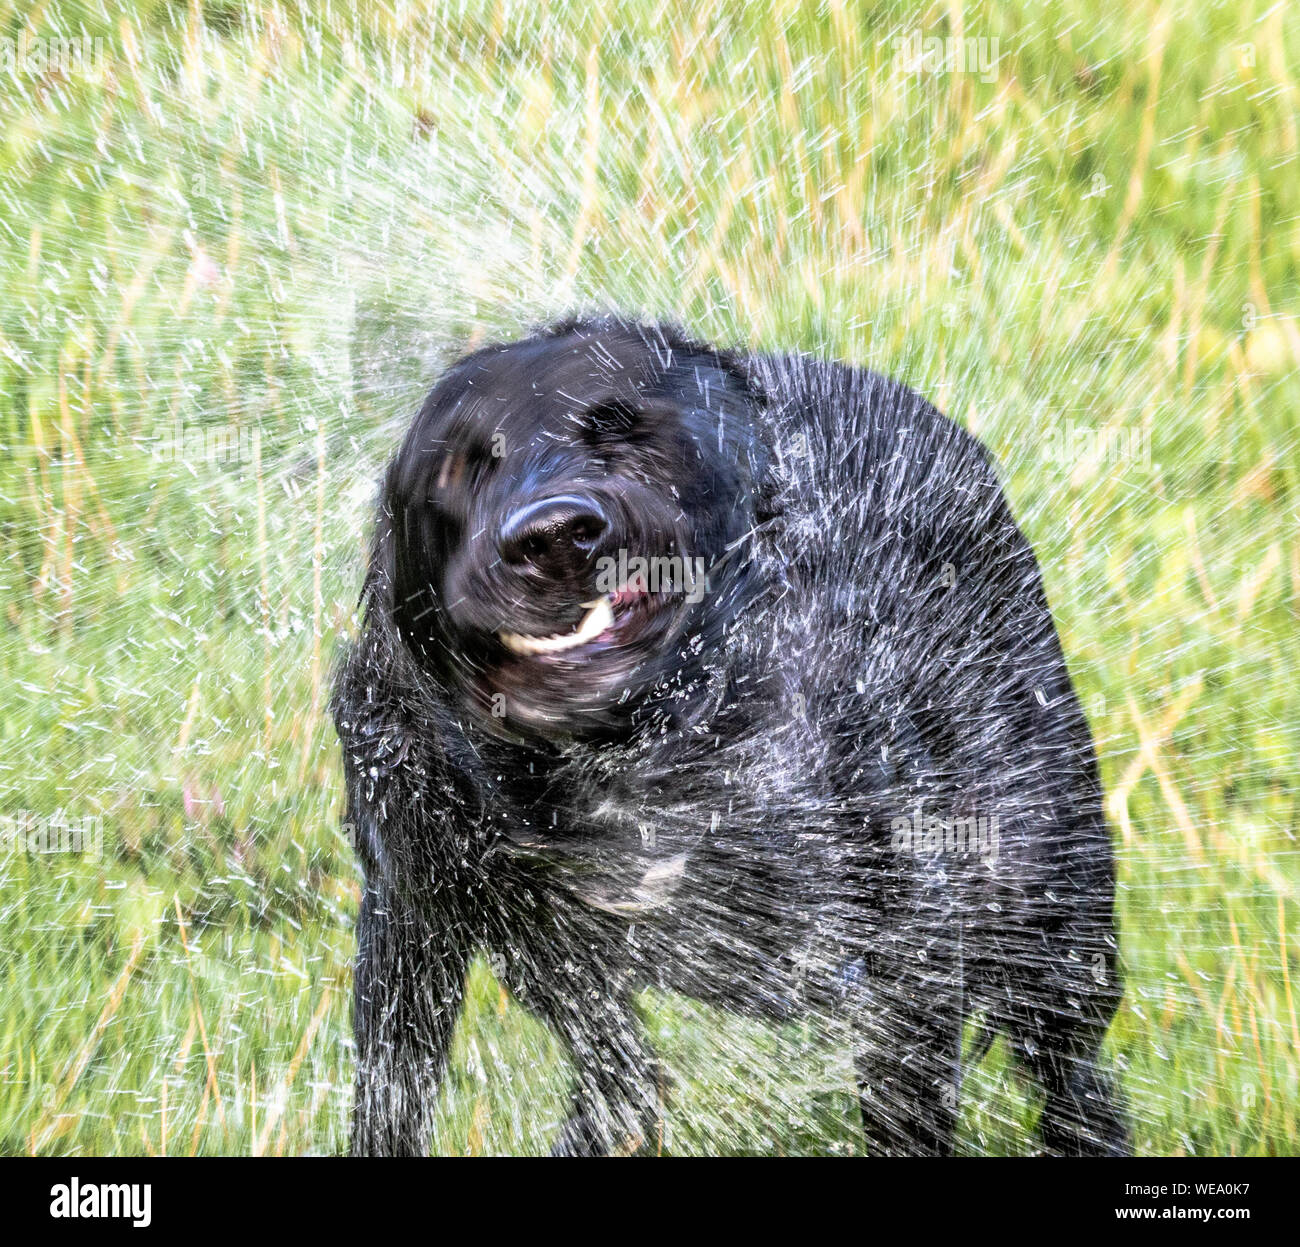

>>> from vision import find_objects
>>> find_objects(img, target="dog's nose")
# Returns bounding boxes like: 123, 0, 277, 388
499, 494, 608, 571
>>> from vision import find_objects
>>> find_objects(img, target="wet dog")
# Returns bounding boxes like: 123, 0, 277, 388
333, 317, 1127, 1155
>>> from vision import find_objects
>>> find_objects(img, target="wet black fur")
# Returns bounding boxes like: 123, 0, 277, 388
333, 316, 1127, 1156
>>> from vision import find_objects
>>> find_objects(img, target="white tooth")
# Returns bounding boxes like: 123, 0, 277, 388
572, 596, 614, 640
499, 597, 614, 656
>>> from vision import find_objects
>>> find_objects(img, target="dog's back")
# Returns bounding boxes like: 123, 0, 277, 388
562, 351, 1118, 1024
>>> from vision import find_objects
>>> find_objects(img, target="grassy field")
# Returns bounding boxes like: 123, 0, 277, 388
0, 0, 1297, 1155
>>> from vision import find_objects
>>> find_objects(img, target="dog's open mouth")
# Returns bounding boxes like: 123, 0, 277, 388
497, 579, 667, 659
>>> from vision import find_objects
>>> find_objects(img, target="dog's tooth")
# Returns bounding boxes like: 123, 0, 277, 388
498, 597, 614, 657
573, 596, 614, 641
498, 632, 539, 655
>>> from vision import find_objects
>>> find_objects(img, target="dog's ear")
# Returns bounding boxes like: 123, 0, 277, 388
700, 355, 782, 525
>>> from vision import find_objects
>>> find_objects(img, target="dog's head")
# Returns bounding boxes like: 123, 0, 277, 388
377, 318, 768, 740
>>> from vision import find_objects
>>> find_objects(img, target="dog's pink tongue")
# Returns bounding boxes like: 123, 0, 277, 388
610, 573, 648, 609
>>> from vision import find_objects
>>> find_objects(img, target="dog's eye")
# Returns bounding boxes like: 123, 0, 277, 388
434, 453, 465, 491
434, 442, 500, 492
581, 400, 644, 442
464, 441, 501, 477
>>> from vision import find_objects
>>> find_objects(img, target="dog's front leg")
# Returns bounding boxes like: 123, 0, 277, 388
515, 946, 660, 1156
351, 883, 468, 1156
550, 991, 662, 1157
852, 944, 965, 1157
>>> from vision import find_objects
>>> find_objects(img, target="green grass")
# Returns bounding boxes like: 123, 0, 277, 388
0, 0, 1296, 1154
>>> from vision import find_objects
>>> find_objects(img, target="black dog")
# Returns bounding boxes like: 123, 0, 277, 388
333, 316, 1127, 1155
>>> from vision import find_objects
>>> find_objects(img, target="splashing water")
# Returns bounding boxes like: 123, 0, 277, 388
0, 1, 1296, 1155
